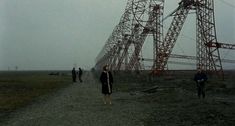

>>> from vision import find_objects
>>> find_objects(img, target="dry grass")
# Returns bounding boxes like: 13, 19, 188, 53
106, 70, 235, 125
0, 71, 71, 120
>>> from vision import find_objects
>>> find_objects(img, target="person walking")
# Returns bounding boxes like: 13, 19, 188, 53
100, 65, 113, 105
78, 67, 83, 83
72, 67, 77, 83
194, 68, 208, 99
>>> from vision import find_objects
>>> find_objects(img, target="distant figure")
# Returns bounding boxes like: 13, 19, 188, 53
194, 68, 208, 98
78, 67, 83, 83
100, 65, 113, 105
72, 67, 77, 82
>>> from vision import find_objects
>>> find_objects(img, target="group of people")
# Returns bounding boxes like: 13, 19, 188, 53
71, 67, 83, 83
98, 66, 208, 105
72, 65, 208, 106
71, 65, 113, 105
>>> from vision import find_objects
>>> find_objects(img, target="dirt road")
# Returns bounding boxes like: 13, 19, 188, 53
1, 72, 150, 126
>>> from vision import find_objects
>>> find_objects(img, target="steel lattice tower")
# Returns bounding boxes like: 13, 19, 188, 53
153, 0, 223, 78
196, 0, 223, 78
95, 0, 224, 79
126, 0, 165, 71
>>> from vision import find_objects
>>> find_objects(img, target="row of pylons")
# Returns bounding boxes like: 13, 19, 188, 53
95, 0, 224, 79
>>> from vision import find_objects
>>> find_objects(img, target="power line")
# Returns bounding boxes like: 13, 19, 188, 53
219, 0, 235, 9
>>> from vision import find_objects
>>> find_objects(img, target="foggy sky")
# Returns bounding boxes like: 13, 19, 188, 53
0, 0, 234, 70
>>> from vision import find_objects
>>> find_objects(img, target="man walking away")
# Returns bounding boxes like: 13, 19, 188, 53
78, 67, 83, 83
194, 68, 208, 99
72, 67, 77, 83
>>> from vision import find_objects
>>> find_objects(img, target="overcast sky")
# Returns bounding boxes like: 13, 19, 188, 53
0, 0, 234, 70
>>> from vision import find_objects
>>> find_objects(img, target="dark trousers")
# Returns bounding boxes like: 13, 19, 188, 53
197, 82, 205, 98
78, 75, 82, 82
72, 75, 76, 82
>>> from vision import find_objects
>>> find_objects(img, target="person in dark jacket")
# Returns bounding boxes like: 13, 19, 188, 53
100, 65, 113, 105
194, 68, 208, 98
78, 67, 83, 83
72, 67, 77, 82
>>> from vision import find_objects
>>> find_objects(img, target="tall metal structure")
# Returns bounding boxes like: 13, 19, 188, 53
95, 0, 165, 71
95, 0, 133, 70
196, 0, 223, 77
95, 0, 232, 79
127, 0, 165, 70
154, 0, 191, 74
153, 0, 223, 78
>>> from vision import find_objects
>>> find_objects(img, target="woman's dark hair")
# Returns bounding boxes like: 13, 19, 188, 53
103, 65, 108, 71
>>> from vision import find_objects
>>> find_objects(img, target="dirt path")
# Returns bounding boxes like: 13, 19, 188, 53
1, 72, 150, 126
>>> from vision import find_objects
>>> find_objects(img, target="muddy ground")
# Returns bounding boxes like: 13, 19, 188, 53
0, 70, 235, 126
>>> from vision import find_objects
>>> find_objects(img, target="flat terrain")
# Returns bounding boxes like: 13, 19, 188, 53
0, 71, 71, 122
0, 71, 235, 126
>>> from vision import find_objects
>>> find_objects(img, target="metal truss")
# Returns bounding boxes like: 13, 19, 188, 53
95, 0, 234, 79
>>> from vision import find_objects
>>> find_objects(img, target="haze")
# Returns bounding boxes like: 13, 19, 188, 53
0, 0, 234, 70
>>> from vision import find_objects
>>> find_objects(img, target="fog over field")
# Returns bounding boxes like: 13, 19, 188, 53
0, 0, 234, 70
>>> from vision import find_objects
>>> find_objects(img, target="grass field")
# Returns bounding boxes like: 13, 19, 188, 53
1, 70, 235, 125
107, 70, 235, 125
0, 71, 71, 121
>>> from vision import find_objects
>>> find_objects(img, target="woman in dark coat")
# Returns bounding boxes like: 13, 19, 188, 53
100, 65, 113, 105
